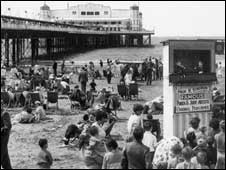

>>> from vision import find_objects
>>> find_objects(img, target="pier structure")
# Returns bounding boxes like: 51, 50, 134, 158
1, 15, 154, 66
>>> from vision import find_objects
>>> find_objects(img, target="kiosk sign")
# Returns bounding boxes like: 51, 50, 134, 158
175, 85, 212, 113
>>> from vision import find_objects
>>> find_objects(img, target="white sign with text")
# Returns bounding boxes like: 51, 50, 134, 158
175, 85, 212, 113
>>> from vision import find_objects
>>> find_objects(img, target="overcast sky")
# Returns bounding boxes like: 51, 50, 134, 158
1, 1, 225, 36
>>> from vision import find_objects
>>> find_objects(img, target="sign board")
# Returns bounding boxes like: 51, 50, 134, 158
175, 85, 212, 113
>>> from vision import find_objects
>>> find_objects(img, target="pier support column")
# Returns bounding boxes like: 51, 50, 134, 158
31, 38, 38, 66
12, 39, 16, 66
16, 38, 20, 65
149, 34, 151, 46
47, 38, 52, 60
5, 33, 9, 67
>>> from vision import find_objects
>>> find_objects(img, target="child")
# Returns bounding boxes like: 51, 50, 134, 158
191, 151, 209, 169
176, 146, 197, 169
37, 138, 53, 169
193, 135, 207, 155
206, 136, 217, 169
102, 139, 122, 169
186, 132, 197, 149
86, 126, 105, 169
90, 79, 97, 92
142, 121, 157, 164
167, 143, 183, 169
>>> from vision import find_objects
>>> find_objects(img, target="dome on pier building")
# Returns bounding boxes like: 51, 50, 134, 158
40, 2, 51, 21
40, 2, 50, 11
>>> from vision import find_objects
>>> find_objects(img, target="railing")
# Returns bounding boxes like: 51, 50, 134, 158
1, 15, 154, 35
1, 15, 106, 34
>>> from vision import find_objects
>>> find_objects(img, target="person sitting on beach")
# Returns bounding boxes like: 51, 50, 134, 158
96, 88, 108, 104
60, 79, 70, 95
102, 138, 123, 169
63, 124, 82, 145
33, 86, 45, 104
78, 114, 93, 135
37, 138, 53, 169
34, 101, 46, 122
70, 85, 87, 109
13, 107, 35, 124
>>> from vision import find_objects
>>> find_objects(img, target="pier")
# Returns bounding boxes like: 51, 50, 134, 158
1, 15, 154, 66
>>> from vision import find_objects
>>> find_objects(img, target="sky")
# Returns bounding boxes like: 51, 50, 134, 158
1, 1, 225, 36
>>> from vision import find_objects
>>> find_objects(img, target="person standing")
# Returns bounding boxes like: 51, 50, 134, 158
100, 59, 103, 68
1, 105, 12, 169
214, 120, 225, 169
79, 67, 88, 93
146, 62, 153, 85
121, 126, 151, 169
106, 66, 112, 84
52, 60, 57, 77
61, 59, 65, 75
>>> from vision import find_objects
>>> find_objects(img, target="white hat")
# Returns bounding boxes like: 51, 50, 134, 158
35, 101, 41, 105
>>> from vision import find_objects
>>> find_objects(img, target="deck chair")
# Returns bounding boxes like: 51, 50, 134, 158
29, 92, 41, 107
128, 83, 138, 100
1, 92, 11, 107
69, 93, 81, 110
117, 84, 127, 100
47, 91, 59, 110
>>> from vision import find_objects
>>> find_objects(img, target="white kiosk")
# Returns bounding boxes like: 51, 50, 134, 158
163, 40, 217, 138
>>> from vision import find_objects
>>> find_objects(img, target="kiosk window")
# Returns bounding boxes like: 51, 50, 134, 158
174, 50, 211, 74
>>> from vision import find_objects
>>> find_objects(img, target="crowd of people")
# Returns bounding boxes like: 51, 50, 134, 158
1, 57, 225, 169
1, 99, 225, 169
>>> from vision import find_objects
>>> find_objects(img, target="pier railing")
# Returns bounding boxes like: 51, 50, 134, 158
1, 15, 154, 35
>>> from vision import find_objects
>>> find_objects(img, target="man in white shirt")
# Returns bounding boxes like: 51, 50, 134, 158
127, 104, 144, 135
142, 121, 157, 164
